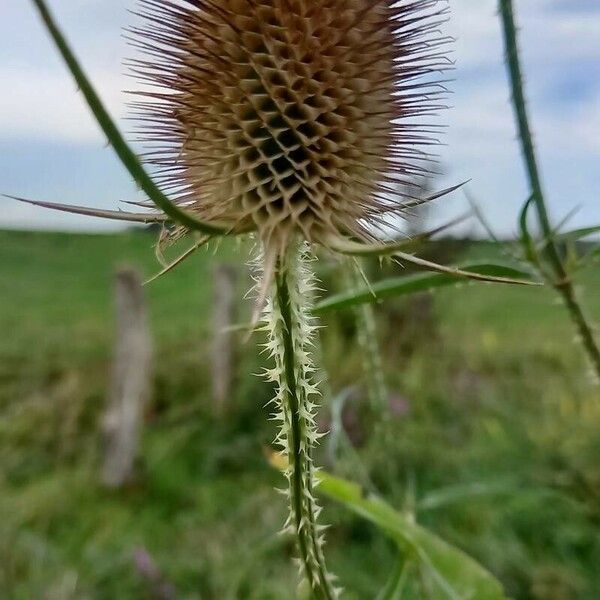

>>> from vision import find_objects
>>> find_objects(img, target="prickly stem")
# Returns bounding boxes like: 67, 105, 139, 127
264, 244, 338, 599
499, 0, 600, 382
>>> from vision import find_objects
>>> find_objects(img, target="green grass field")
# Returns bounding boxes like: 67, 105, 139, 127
1, 229, 599, 599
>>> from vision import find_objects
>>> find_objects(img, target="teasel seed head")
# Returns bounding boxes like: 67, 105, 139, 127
130, 0, 451, 257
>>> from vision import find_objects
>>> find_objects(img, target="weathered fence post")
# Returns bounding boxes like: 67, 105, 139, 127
101, 267, 152, 488
211, 264, 237, 416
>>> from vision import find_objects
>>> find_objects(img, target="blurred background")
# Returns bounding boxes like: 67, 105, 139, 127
1, 1, 599, 598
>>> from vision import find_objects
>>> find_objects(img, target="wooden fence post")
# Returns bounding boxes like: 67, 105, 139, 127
101, 267, 152, 488
211, 264, 237, 416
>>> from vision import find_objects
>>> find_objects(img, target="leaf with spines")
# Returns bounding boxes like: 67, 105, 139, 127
4, 194, 167, 224
326, 236, 540, 287
314, 262, 536, 314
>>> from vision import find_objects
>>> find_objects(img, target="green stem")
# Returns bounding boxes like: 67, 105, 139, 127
376, 556, 412, 600
275, 255, 336, 599
499, 0, 600, 379
31, 0, 228, 235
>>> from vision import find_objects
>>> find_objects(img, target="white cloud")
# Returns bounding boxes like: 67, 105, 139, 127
0, 67, 126, 144
537, 91, 600, 155
451, 0, 600, 70
0, 0, 598, 233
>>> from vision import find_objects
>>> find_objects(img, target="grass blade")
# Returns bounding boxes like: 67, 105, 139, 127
518, 195, 538, 264
144, 236, 210, 285
554, 225, 600, 244
465, 191, 501, 243
30, 0, 228, 235
314, 262, 534, 314
418, 481, 516, 512
376, 556, 412, 600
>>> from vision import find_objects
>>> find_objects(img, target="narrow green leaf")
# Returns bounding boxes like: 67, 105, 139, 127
144, 236, 210, 285
318, 472, 508, 600
376, 556, 412, 600
326, 236, 538, 287
589, 245, 600, 259
395, 250, 538, 287
549, 206, 581, 238
465, 191, 501, 243
368, 214, 470, 255
580, 244, 600, 267
30, 0, 229, 235
540, 224, 600, 273
554, 225, 600, 244
418, 481, 516, 512
518, 195, 538, 264
314, 262, 534, 314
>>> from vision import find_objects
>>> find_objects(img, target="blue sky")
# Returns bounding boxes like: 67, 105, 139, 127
1, 0, 599, 236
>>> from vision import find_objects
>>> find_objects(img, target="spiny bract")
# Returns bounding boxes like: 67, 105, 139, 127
131, 0, 450, 254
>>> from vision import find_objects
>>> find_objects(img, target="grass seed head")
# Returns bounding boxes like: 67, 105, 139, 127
131, 0, 451, 255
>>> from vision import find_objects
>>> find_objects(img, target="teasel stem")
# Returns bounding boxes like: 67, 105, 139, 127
499, 0, 600, 380
267, 246, 338, 599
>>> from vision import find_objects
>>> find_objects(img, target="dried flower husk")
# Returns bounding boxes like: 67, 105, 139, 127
130, 0, 450, 256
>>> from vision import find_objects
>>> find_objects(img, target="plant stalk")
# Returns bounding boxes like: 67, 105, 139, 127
273, 251, 337, 599
30, 0, 228, 235
499, 0, 600, 379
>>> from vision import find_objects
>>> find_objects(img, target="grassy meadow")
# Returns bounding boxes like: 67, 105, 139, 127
1, 228, 599, 599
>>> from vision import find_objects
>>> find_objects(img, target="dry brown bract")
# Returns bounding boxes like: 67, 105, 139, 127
130, 0, 450, 256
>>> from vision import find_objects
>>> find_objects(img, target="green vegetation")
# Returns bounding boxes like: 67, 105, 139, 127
1, 229, 599, 598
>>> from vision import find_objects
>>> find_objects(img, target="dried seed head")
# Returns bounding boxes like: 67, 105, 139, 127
131, 0, 450, 253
